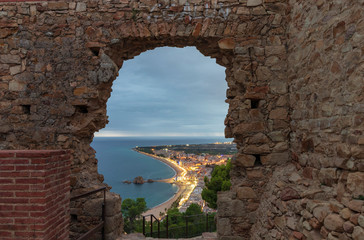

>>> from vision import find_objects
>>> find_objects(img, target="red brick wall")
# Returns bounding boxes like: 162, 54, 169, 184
0, 1, 49, 2
0, 150, 71, 240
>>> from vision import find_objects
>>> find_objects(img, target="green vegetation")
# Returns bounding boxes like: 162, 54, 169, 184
143, 204, 216, 238
121, 198, 148, 233
129, 203, 215, 238
201, 160, 232, 209
136, 147, 154, 154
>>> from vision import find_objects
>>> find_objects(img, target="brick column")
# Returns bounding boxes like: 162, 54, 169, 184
0, 150, 71, 240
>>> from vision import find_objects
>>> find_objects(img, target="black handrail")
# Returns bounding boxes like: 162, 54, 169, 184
70, 187, 107, 240
142, 212, 215, 238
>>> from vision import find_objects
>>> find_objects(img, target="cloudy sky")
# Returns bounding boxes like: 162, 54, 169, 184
95, 47, 228, 137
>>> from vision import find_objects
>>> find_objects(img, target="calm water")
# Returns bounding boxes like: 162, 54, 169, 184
91, 137, 228, 208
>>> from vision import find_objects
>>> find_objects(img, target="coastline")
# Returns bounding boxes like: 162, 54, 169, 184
133, 150, 186, 182
142, 183, 187, 217
134, 149, 188, 217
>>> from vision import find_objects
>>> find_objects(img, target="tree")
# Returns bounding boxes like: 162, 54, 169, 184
121, 198, 148, 233
201, 160, 231, 209
185, 203, 202, 216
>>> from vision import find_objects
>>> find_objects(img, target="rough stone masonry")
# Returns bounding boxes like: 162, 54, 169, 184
0, 0, 363, 239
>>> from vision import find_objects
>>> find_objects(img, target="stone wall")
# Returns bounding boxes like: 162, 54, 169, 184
0, 0, 363, 239
0, 150, 71, 240
285, 1, 364, 239
244, 1, 364, 239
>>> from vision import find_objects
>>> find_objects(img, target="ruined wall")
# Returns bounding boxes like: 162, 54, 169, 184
0, 0, 363, 239
244, 1, 364, 240
286, 1, 364, 239
0, 0, 290, 239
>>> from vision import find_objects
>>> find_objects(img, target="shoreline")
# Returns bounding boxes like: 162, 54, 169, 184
141, 182, 187, 217
133, 149, 186, 182
133, 149, 188, 217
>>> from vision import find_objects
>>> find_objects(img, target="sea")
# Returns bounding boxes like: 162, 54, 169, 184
91, 137, 229, 208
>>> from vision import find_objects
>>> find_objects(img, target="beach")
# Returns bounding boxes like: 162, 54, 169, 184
142, 183, 187, 217
134, 150, 188, 217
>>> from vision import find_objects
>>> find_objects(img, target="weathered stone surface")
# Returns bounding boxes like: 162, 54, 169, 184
218, 38, 235, 49
236, 154, 256, 167
358, 215, 364, 228
343, 221, 354, 233
347, 172, 364, 197
76, 2, 87, 12
0, 0, 363, 239
105, 192, 121, 217
340, 208, 352, 220
347, 200, 363, 213
313, 205, 331, 222
0, 54, 21, 64
217, 218, 232, 236
352, 226, 364, 240
269, 108, 288, 120
48, 2, 69, 10
9, 80, 26, 91
324, 214, 344, 232
261, 152, 289, 165
247, 0, 263, 7
237, 187, 257, 199
233, 122, 265, 135
105, 212, 123, 234
280, 187, 300, 201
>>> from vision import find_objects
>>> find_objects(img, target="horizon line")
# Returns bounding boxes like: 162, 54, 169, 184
94, 135, 226, 138
94, 132, 225, 138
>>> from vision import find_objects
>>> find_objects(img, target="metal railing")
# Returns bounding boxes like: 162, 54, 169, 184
142, 213, 215, 238
70, 187, 107, 240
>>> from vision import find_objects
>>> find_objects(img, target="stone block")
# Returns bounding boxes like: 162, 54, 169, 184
346, 172, 364, 198
340, 208, 352, 220
248, 133, 270, 144
269, 108, 288, 120
268, 131, 286, 142
105, 192, 122, 217
0, 54, 21, 64
274, 216, 286, 230
280, 187, 300, 201
247, 0, 263, 7
247, 169, 263, 179
9, 80, 26, 91
217, 218, 232, 236
83, 198, 103, 217
313, 205, 331, 222
104, 212, 123, 234
265, 45, 285, 56
48, 2, 69, 10
237, 187, 257, 199
352, 226, 364, 240
270, 79, 288, 94
236, 154, 256, 167
233, 122, 265, 136
76, 2, 87, 12
358, 215, 364, 228
343, 221, 354, 233
9, 65, 21, 75
324, 214, 344, 232
346, 200, 363, 213
261, 152, 289, 165
243, 144, 270, 154
218, 38, 235, 49
318, 168, 337, 186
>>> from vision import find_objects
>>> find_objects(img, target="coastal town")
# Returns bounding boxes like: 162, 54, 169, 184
134, 142, 237, 215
